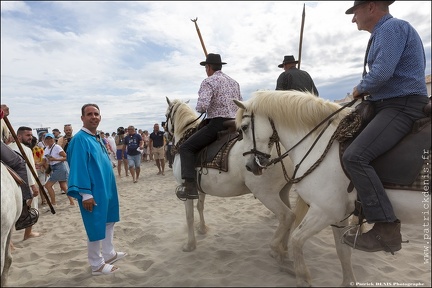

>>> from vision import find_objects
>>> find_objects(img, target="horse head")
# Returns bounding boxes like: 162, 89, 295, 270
165, 97, 201, 143
234, 98, 276, 176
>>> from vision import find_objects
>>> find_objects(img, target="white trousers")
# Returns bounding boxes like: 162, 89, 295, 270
87, 222, 116, 271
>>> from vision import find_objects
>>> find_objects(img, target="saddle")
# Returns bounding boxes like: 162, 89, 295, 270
339, 101, 431, 192
195, 120, 239, 173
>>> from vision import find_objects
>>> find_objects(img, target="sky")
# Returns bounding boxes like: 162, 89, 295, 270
1, 1, 431, 136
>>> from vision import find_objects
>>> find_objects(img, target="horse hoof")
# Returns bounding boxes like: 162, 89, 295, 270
182, 243, 196, 252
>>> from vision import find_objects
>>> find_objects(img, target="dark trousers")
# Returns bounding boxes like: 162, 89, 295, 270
342, 95, 428, 223
180, 117, 230, 180
166, 144, 173, 165
1, 141, 32, 200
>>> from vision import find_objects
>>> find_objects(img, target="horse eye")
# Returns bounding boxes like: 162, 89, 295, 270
241, 124, 248, 132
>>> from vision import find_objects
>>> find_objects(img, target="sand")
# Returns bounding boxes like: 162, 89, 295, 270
6, 160, 431, 287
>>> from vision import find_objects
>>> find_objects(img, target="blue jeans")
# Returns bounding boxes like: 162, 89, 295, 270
127, 154, 141, 168
342, 95, 428, 223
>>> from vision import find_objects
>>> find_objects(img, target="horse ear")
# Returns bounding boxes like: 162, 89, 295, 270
166, 96, 171, 105
233, 99, 246, 109
185, 100, 190, 104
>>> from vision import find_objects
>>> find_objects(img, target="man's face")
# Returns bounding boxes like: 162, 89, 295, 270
81, 105, 101, 131
154, 124, 159, 132
351, 2, 372, 31
53, 131, 60, 138
1, 104, 10, 116
127, 127, 135, 135
19, 130, 33, 146
64, 126, 73, 137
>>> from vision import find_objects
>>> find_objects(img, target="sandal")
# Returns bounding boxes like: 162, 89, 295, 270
92, 264, 119, 276
106, 252, 127, 265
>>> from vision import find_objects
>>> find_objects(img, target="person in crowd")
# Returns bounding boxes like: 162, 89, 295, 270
275, 55, 319, 95
57, 124, 74, 153
9, 126, 41, 240
141, 130, 150, 162
52, 128, 61, 143
123, 125, 143, 183
1, 104, 13, 144
342, 0, 429, 253
149, 123, 166, 176
177, 53, 242, 200
164, 125, 173, 169
31, 135, 48, 205
106, 132, 117, 168
67, 103, 126, 276
115, 127, 129, 177
43, 133, 74, 206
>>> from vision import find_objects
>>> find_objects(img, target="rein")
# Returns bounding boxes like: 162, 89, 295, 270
249, 99, 358, 184
166, 102, 204, 151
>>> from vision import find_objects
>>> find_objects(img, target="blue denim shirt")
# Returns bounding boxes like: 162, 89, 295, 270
358, 14, 428, 101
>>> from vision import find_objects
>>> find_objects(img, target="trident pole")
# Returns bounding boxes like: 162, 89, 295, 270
191, 17, 208, 57
298, 3, 305, 69
3, 116, 56, 214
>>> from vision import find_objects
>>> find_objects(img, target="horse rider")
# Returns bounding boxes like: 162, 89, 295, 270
177, 53, 242, 200
1, 109, 39, 230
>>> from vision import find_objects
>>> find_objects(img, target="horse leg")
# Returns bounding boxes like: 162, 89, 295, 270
286, 206, 332, 287
196, 193, 208, 235
254, 188, 296, 265
183, 199, 196, 252
279, 183, 293, 253
331, 222, 357, 287
1, 230, 12, 287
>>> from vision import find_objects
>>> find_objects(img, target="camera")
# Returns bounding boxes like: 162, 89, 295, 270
117, 127, 125, 135
161, 121, 166, 127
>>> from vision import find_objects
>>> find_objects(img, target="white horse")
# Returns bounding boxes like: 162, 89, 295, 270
1, 162, 23, 287
234, 90, 428, 286
165, 97, 296, 264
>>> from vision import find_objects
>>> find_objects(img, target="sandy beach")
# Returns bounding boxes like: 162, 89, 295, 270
6, 160, 431, 287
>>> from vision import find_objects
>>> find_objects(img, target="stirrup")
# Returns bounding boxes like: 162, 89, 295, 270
175, 185, 188, 201
15, 208, 39, 230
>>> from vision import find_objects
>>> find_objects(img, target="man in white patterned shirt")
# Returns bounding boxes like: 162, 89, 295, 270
177, 53, 242, 200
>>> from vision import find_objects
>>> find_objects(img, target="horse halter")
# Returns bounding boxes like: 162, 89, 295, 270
242, 112, 279, 168
165, 103, 178, 139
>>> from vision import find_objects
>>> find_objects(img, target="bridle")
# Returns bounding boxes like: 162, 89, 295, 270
165, 102, 204, 143
242, 99, 358, 184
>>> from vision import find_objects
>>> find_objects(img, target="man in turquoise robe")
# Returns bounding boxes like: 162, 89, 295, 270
67, 103, 126, 275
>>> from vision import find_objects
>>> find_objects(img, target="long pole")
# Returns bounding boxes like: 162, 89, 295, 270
3, 116, 56, 214
191, 17, 208, 57
298, 3, 305, 69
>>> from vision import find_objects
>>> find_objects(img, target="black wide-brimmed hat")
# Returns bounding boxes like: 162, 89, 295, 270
345, 1, 395, 14
200, 53, 227, 66
278, 55, 299, 68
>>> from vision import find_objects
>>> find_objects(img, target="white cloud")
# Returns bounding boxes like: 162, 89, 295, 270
1, 1, 431, 134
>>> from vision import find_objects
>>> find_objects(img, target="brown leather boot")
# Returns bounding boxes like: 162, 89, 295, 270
343, 220, 402, 255
176, 181, 199, 201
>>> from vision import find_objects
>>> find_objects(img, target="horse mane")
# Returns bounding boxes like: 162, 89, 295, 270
236, 90, 350, 133
168, 99, 201, 137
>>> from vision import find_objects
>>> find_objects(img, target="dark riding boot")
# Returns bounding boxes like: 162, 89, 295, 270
176, 181, 199, 201
15, 200, 39, 231
343, 220, 402, 255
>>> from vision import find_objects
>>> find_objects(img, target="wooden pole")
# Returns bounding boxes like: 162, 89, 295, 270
298, 3, 305, 69
191, 18, 208, 57
3, 116, 56, 214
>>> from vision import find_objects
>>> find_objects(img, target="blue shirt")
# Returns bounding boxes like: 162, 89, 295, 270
67, 129, 120, 242
358, 14, 428, 101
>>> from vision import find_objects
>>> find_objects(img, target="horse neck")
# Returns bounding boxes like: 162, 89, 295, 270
277, 121, 338, 166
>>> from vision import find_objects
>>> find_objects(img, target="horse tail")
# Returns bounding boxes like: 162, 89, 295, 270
293, 195, 309, 229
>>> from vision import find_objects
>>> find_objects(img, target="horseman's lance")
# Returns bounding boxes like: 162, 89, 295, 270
191, 17, 208, 57
3, 116, 56, 214
297, 3, 305, 69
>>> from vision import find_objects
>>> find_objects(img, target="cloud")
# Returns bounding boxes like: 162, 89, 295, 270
1, 1, 431, 134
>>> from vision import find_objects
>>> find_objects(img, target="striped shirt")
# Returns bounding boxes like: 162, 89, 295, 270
196, 70, 242, 118
358, 14, 428, 101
